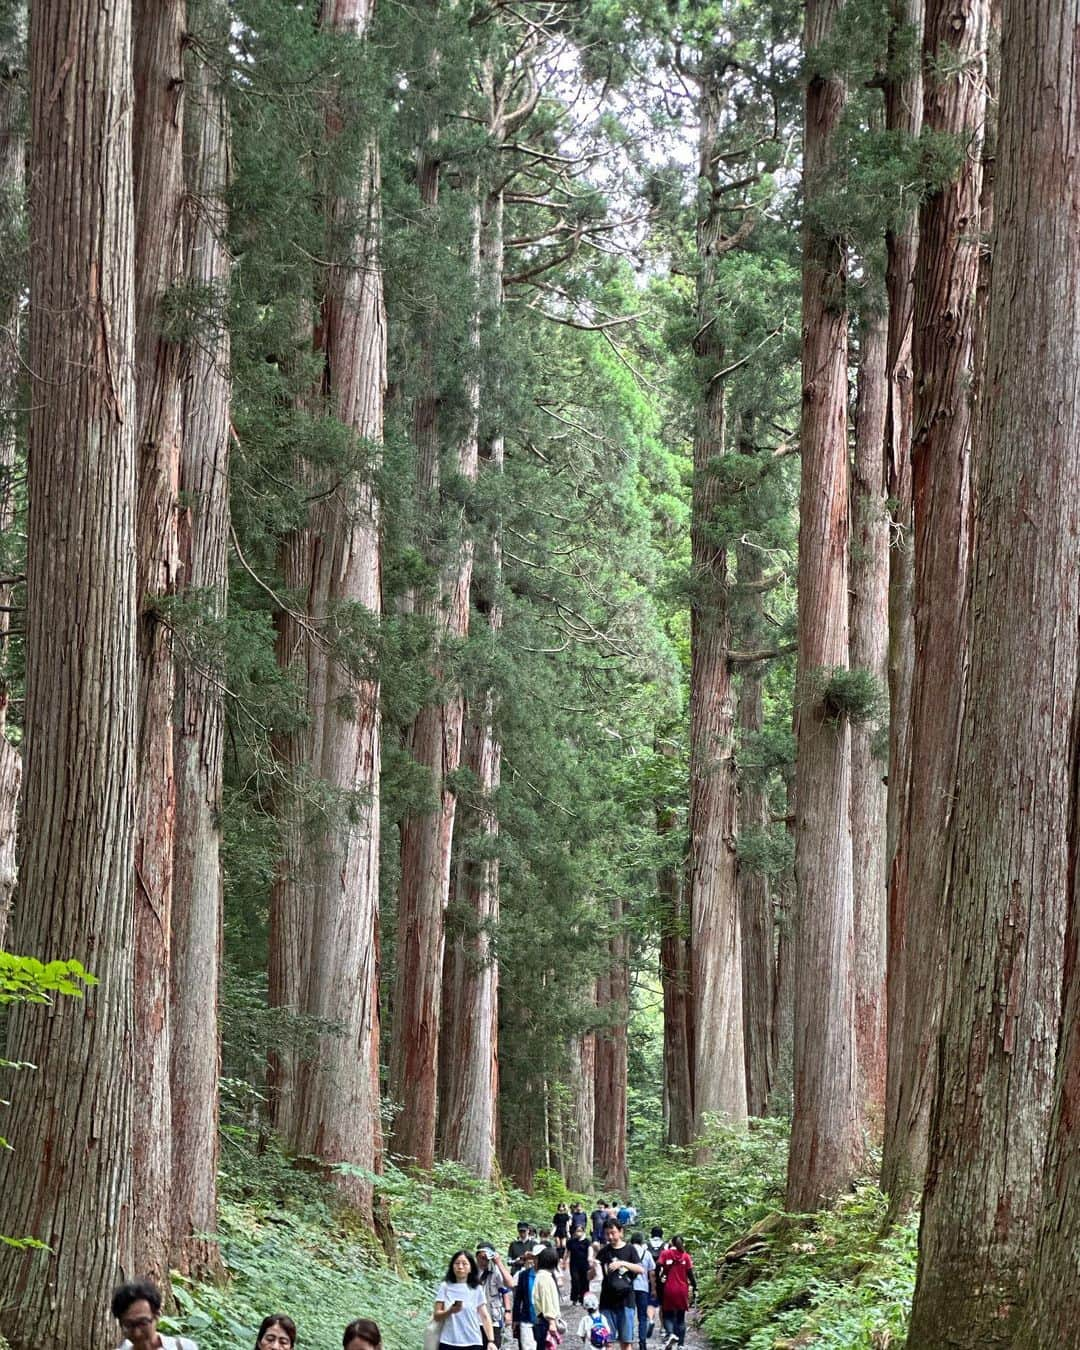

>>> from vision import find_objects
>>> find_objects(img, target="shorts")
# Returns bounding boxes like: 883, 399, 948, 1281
602, 1307, 636, 1344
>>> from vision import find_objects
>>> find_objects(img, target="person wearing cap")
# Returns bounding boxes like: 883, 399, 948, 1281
511, 1248, 539, 1350
477, 1243, 513, 1347
509, 1222, 532, 1274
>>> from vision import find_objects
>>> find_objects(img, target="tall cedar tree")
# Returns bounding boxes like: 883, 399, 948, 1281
0, 0, 138, 1342
880, 0, 922, 1206
906, 3, 1074, 1341
849, 307, 888, 1132
888, 0, 985, 1209
132, 0, 186, 1283
688, 53, 748, 1138
170, 0, 231, 1277
787, 0, 861, 1210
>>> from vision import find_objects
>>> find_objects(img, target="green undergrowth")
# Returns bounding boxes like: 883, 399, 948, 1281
632, 1122, 918, 1348
165, 1136, 537, 1350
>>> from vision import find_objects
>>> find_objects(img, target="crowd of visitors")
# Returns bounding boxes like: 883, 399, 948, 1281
109, 1200, 695, 1350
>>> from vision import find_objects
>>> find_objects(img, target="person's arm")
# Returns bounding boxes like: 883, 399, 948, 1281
435, 1299, 464, 1322
495, 1253, 512, 1284
479, 1301, 496, 1345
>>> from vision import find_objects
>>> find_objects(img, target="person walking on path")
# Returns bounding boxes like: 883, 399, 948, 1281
552, 1203, 571, 1253
591, 1201, 608, 1245
656, 1237, 695, 1350
566, 1226, 593, 1305
113, 1281, 198, 1350
533, 1247, 562, 1350
477, 1243, 513, 1347
255, 1317, 297, 1350
510, 1222, 532, 1273
513, 1246, 539, 1350
435, 1251, 496, 1350
571, 1202, 589, 1236
629, 1233, 655, 1350
590, 1219, 643, 1350
343, 1321, 382, 1350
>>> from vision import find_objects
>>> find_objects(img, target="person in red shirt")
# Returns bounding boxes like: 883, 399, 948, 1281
655, 1236, 695, 1350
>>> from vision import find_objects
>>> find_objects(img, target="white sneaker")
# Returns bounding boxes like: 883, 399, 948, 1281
664, 1335, 678, 1350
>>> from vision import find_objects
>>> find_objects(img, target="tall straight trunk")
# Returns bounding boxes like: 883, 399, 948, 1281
567, 987, 597, 1190
1011, 9, 1080, 1315
440, 192, 503, 1179
787, 0, 860, 1211
888, 0, 985, 1212
131, 0, 186, 1283
0, 11, 24, 950
688, 76, 746, 1135
594, 905, 628, 1190
282, 0, 387, 1221
849, 309, 889, 1136
170, 2, 229, 1276
0, 0, 137, 1340
908, 5, 1076, 1341
735, 545, 775, 1119
880, 0, 923, 1203
659, 793, 694, 1145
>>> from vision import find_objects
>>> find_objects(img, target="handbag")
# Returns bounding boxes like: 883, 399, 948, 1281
424, 1319, 441, 1350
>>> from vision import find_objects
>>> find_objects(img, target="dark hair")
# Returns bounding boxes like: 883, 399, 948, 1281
671, 1235, 686, 1252
343, 1319, 382, 1350
572, 1226, 585, 1236
603, 1218, 622, 1233
651, 1227, 663, 1238
517, 1221, 529, 1230
256, 1315, 298, 1350
631, 1233, 645, 1247
111, 1281, 163, 1322
556, 1203, 568, 1211
537, 1248, 559, 1272
445, 1249, 480, 1287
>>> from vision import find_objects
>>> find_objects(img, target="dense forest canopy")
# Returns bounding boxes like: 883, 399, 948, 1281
1, 0, 1080, 1346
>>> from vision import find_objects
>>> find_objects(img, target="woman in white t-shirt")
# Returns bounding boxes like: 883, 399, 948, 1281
435, 1250, 497, 1350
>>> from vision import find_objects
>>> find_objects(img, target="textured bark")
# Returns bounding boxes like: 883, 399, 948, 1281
132, 0, 186, 1283
786, 0, 860, 1211
170, 5, 229, 1276
880, 0, 923, 1205
594, 904, 628, 1190
0, 19, 24, 950
735, 544, 775, 1120
567, 1001, 597, 1191
659, 790, 695, 1145
0, 0, 137, 1340
687, 77, 747, 1137
440, 183, 504, 1179
849, 310, 889, 1136
392, 127, 478, 1170
888, 0, 985, 1212
907, 0, 1077, 1340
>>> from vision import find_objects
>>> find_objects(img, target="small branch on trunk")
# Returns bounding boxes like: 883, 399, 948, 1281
729, 640, 797, 665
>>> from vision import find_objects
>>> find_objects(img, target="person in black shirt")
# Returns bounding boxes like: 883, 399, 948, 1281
590, 1220, 643, 1350
566, 1227, 593, 1305
508, 1222, 532, 1274
552, 1203, 571, 1253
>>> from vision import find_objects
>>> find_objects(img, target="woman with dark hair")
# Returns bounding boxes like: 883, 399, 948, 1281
343, 1319, 381, 1350
532, 1247, 561, 1350
656, 1236, 695, 1350
255, 1316, 296, 1350
435, 1250, 496, 1350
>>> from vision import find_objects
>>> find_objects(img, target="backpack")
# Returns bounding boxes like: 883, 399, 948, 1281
590, 1322, 612, 1348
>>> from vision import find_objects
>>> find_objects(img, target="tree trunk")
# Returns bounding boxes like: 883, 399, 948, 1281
887, 0, 985, 1214
880, 0, 923, 1208
170, 1, 229, 1276
659, 792, 695, 1145
0, 13, 24, 951
131, 0, 186, 1284
687, 76, 747, 1139
849, 309, 889, 1137
786, 0, 860, 1211
906, 0, 1076, 1339
440, 182, 504, 1179
0, 0, 137, 1340
594, 906, 629, 1191
567, 989, 597, 1190
735, 545, 775, 1120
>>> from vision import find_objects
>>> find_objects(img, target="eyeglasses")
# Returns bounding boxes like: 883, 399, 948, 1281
121, 1316, 155, 1334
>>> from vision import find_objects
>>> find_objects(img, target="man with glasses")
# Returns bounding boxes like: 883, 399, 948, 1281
112, 1280, 198, 1350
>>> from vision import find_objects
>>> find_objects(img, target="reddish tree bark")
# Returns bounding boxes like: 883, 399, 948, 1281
849, 309, 889, 1136
880, 0, 923, 1208
131, 0, 186, 1284
907, 4, 1075, 1341
567, 985, 597, 1190
594, 903, 628, 1191
659, 790, 695, 1145
786, 0, 861, 1211
0, 0, 138, 1339
887, 0, 985, 1212
170, 2, 230, 1276
735, 544, 776, 1120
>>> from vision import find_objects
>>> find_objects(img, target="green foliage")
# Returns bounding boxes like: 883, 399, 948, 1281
736, 825, 794, 879
810, 667, 887, 726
